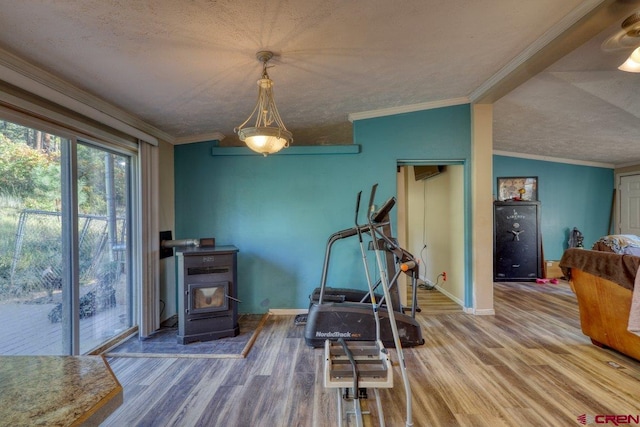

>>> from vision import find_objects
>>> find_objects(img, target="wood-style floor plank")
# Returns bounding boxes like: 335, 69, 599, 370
103, 282, 640, 426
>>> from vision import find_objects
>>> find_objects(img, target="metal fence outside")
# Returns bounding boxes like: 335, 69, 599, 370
5, 209, 126, 299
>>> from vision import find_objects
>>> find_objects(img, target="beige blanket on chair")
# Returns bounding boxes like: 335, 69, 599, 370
629, 266, 640, 336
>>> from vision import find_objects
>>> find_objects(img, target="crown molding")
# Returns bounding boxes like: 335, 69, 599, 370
211, 144, 360, 156
613, 160, 640, 169
348, 97, 469, 122
174, 132, 226, 145
493, 150, 615, 169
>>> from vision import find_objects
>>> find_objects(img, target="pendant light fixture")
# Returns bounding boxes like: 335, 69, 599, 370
235, 51, 293, 156
619, 46, 640, 72
617, 13, 640, 73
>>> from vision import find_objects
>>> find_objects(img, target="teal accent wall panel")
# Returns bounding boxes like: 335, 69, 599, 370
493, 155, 613, 260
175, 105, 472, 313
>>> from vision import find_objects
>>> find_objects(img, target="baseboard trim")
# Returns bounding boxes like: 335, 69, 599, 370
434, 285, 464, 307
464, 307, 496, 315
268, 308, 308, 315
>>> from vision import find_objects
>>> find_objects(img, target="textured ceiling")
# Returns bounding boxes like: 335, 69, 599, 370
494, 13, 640, 166
0, 1, 639, 165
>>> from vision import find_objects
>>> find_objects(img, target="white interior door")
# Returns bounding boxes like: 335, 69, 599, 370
619, 174, 640, 235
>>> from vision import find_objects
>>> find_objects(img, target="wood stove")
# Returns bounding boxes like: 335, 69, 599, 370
176, 245, 239, 344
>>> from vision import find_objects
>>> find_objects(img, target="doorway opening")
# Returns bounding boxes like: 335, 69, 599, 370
397, 163, 465, 310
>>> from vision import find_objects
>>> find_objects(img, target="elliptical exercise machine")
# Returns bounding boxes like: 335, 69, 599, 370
323, 184, 414, 426
304, 186, 424, 349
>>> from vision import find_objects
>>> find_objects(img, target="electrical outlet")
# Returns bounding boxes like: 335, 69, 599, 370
442, 271, 447, 281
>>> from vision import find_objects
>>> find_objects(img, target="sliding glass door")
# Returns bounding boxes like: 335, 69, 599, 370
0, 118, 134, 355
76, 142, 133, 353
0, 120, 66, 354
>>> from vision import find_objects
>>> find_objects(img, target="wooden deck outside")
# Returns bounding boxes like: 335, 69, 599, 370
0, 298, 128, 355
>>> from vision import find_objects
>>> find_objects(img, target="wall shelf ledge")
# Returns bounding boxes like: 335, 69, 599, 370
211, 145, 361, 156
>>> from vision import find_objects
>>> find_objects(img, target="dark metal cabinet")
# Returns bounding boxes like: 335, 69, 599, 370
493, 201, 541, 281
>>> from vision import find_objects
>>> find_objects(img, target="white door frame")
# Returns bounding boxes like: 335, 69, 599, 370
616, 171, 640, 235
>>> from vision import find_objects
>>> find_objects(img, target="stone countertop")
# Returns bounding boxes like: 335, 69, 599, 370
0, 355, 122, 427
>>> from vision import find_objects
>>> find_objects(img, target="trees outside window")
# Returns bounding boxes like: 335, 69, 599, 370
0, 119, 133, 355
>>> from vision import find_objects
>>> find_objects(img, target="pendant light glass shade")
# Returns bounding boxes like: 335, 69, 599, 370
235, 52, 293, 156
619, 47, 640, 72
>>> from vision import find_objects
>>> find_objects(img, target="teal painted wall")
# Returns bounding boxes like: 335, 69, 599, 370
175, 105, 471, 313
493, 155, 614, 260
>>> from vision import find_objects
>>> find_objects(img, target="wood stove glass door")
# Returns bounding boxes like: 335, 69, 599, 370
188, 282, 229, 315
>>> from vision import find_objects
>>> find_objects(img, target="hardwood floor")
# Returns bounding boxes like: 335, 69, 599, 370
103, 281, 640, 426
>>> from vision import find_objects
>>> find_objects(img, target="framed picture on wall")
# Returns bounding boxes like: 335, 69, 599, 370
497, 176, 538, 201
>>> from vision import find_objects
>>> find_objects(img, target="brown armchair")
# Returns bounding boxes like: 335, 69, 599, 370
560, 248, 640, 361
